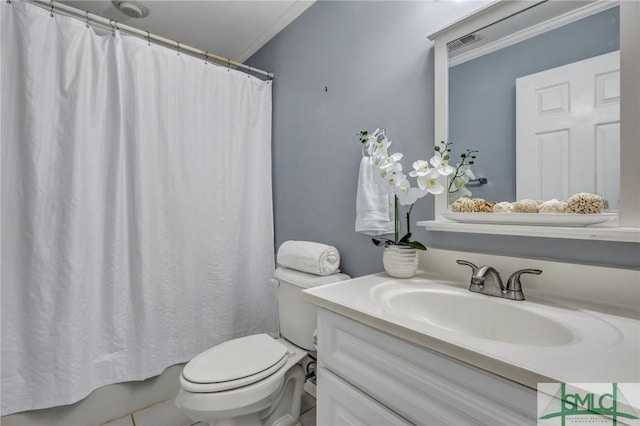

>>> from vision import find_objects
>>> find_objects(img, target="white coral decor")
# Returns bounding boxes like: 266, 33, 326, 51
566, 193, 605, 214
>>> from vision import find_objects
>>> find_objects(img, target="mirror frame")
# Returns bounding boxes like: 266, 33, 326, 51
425, 0, 640, 242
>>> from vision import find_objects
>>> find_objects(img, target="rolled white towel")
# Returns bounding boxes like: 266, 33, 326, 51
276, 241, 340, 276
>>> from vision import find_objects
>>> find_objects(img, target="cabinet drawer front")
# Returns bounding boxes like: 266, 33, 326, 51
317, 368, 412, 426
318, 310, 536, 425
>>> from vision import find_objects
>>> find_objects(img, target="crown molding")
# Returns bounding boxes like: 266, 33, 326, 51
235, 0, 315, 63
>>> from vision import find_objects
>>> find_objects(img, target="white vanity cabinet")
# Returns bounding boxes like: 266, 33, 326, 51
316, 309, 537, 425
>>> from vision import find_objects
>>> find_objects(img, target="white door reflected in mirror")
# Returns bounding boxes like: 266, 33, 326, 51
516, 51, 620, 208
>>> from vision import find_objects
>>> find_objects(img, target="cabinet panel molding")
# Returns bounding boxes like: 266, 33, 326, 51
318, 310, 536, 425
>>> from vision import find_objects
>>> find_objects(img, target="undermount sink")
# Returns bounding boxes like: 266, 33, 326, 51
374, 284, 575, 346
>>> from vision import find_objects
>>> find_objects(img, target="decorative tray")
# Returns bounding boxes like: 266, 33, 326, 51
441, 212, 617, 227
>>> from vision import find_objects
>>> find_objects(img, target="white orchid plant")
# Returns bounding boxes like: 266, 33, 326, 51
359, 128, 455, 250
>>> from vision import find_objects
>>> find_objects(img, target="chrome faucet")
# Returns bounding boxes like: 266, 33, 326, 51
456, 260, 542, 301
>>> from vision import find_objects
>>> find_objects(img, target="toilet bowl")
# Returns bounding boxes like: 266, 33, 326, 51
175, 267, 350, 426
176, 336, 306, 426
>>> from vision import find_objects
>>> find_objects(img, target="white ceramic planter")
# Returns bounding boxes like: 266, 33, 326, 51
382, 245, 418, 278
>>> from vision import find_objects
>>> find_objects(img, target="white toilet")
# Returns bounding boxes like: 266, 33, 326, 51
175, 266, 350, 426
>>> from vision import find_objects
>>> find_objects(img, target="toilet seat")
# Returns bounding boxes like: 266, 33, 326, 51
181, 334, 288, 393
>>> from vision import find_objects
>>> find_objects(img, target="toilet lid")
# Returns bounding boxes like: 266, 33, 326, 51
182, 334, 287, 384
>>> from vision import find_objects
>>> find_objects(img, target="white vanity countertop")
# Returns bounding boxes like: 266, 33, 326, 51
301, 271, 640, 390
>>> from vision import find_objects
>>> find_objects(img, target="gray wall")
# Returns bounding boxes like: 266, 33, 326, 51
449, 6, 620, 202
248, 1, 639, 276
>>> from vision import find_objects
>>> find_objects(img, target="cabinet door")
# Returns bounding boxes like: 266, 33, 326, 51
318, 309, 537, 425
317, 368, 412, 426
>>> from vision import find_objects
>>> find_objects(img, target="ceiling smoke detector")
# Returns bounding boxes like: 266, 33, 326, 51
112, 1, 150, 19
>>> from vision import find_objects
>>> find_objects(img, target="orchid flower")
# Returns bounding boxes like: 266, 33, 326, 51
394, 180, 427, 206
379, 152, 403, 169
385, 162, 403, 174
409, 160, 431, 177
371, 151, 387, 168
384, 171, 405, 187
377, 162, 402, 185
464, 166, 476, 180
430, 152, 454, 177
449, 176, 472, 199
417, 168, 445, 194
373, 135, 391, 153
459, 186, 472, 198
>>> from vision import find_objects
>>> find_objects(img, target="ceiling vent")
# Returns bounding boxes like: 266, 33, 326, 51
447, 33, 481, 51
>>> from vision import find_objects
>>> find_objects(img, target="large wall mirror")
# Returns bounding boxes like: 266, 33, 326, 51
449, 2, 618, 206
425, 0, 640, 242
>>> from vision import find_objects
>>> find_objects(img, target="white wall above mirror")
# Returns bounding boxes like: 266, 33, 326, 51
423, 0, 640, 243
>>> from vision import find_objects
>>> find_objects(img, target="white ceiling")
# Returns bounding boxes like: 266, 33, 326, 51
59, 0, 315, 63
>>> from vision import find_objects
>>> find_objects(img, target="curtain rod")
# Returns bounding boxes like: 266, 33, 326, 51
23, 0, 275, 80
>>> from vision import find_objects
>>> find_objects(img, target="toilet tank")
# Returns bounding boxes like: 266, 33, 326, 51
273, 267, 350, 350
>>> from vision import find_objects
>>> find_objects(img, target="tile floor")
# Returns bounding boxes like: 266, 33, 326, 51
299, 391, 317, 426
101, 391, 316, 426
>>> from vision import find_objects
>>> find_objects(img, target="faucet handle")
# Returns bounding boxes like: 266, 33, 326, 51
457, 260, 484, 291
456, 259, 478, 274
505, 269, 542, 300
507, 269, 542, 289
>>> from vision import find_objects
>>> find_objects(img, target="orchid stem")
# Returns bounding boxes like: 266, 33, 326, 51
448, 164, 463, 192
406, 204, 413, 236
394, 195, 399, 243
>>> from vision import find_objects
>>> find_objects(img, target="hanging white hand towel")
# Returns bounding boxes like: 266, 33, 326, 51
276, 241, 340, 276
355, 156, 394, 236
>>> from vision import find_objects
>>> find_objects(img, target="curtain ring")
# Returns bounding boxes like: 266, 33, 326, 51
146, 31, 151, 46
203, 51, 209, 65
49, 1, 54, 17
85, 11, 90, 28
110, 20, 116, 36
176, 42, 180, 56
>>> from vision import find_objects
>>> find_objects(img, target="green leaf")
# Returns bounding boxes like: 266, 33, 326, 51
372, 237, 395, 247
408, 241, 427, 250
399, 232, 412, 243
371, 237, 385, 246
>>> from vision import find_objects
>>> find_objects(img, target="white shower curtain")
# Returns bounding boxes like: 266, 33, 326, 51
1, 1, 277, 415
